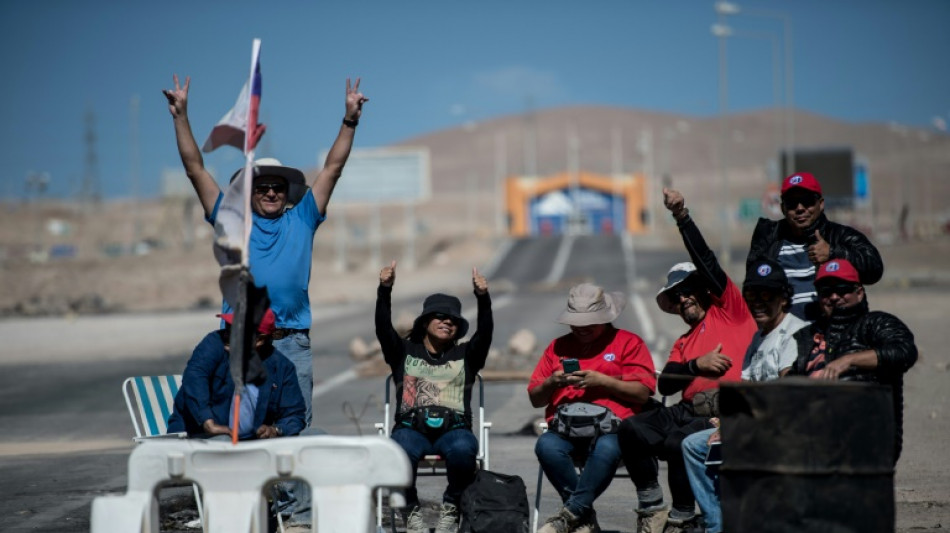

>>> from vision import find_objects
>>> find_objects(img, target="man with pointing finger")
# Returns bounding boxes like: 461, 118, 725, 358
747, 172, 883, 319
618, 188, 757, 533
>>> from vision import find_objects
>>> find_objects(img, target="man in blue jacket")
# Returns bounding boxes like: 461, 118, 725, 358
167, 309, 306, 440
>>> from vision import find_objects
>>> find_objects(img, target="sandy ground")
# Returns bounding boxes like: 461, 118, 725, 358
2, 197, 949, 530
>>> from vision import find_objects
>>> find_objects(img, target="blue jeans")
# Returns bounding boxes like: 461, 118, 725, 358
391, 427, 478, 506
274, 428, 327, 524
273, 333, 313, 427
682, 428, 721, 533
535, 431, 622, 518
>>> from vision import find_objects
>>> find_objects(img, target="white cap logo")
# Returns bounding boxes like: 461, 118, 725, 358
757, 264, 772, 276
604, 353, 616, 362
789, 175, 803, 185
826, 261, 841, 272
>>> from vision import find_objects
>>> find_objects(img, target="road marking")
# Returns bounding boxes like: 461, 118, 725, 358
462, 293, 513, 320
312, 368, 359, 399
482, 238, 515, 278
622, 232, 657, 346
630, 292, 656, 344
0, 439, 131, 457
545, 235, 576, 284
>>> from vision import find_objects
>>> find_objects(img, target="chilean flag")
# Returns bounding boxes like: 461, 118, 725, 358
202, 39, 265, 154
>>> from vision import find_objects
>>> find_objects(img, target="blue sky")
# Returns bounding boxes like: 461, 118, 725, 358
2, 0, 947, 200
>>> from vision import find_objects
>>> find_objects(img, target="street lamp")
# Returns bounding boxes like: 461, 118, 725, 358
716, 2, 795, 174
712, 18, 732, 268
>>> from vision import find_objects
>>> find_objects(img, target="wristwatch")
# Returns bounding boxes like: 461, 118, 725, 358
343, 117, 359, 128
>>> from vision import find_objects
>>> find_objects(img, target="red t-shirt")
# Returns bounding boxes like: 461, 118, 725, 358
528, 327, 657, 422
668, 278, 757, 401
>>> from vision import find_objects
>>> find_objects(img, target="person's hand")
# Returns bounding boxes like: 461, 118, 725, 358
473, 267, 488, 295
345, 77, 369, 122
380, 260, 396, 287
256, 425, 280, 439
810, 356, 850, 380
808, 230, 831, 265
548, 370, 572, 389
568, 369, 603, 390
707, 429, 721, 446
162, 74, 190, 119
663, 187, 688, 219
257, 424, 280, 439
695, 343, 732, 376
202, 419, 230, 436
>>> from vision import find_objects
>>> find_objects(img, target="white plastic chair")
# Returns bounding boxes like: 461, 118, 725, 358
122, 375, 204, 529
374, 373, 492, 533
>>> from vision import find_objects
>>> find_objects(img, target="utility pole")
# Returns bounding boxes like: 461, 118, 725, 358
523, 95, 538, 177
81, 107, 101, 209
130, 95, 142, 250
494, 131, 507, 236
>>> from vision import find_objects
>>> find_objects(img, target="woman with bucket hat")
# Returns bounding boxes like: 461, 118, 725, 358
376, 261, 493, 533
529, 283, 657, 533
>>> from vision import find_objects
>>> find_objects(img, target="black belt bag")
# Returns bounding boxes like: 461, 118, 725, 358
399, 406, 466, 438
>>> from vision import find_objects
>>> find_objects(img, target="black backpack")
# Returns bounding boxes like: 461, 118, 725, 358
459, 469, 530, 533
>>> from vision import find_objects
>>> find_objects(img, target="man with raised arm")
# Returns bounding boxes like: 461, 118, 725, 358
163, 75, 368, 428
618, 188, 757, 533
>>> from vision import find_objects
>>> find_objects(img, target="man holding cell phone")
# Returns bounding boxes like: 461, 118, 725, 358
528, 283, 657, 533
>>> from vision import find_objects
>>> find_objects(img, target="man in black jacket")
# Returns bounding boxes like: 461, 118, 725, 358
747, 172, 883, 319
789, 258, 917, 463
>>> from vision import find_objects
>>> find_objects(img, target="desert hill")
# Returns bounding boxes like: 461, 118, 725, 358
2, 105, 948, 316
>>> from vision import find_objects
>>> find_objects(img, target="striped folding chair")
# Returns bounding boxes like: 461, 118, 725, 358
122, 375, 187, 441
122, 375, 204, 529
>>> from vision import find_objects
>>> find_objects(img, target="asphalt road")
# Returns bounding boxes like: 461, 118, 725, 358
1, 234, 948, 532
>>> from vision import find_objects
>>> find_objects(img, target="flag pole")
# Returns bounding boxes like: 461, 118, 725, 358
230, 38, 262, 445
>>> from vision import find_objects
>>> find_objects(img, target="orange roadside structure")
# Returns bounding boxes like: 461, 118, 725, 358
505, 171, 647, 237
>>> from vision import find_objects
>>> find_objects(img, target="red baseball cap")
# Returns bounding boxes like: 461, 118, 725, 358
815, 259, 860, 284
781, 172, 822, 196
217, 308, 277, 335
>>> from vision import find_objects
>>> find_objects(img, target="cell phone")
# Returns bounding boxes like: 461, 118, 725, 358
562, 358, 580, 374
704, 441, 722, 466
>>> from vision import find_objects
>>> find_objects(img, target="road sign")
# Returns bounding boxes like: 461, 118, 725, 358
319, 147, 430, 204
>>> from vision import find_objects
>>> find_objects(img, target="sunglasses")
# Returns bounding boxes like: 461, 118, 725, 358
431, 313, 458, 325
669, 286, 700, 300
254, 183, 287, 195
743, 290, 778, 303
782, 194, 820, 210
817, 284, 859, 299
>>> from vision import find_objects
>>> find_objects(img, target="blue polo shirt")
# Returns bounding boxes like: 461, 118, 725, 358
208, 189, 325, 329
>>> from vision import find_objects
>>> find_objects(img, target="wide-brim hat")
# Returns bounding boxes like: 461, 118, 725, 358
411, 293, 469, 340
230, 157, 308, 207
557, 283, 627, 326
656, 262, 699, 314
